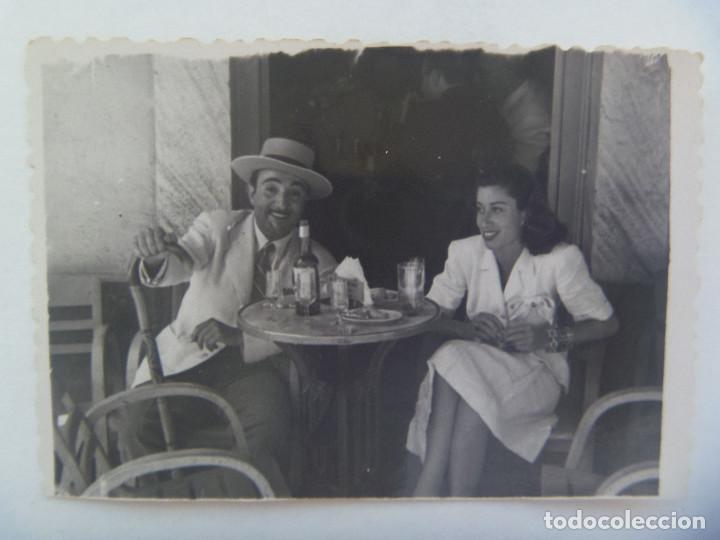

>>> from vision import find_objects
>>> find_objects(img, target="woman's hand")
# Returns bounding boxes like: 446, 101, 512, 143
503, 321, 550, 352
191, 318, 241, 351
468, 313, 505, 345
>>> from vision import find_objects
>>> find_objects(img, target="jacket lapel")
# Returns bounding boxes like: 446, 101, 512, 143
503, 248, 533, 302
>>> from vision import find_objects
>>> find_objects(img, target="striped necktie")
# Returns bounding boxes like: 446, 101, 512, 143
252, 242, 276, 303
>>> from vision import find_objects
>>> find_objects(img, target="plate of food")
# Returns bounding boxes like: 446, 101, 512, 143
341, 306, 403, 324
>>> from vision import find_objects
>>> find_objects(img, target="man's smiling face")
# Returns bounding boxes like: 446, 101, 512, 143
248, 168, 309, 241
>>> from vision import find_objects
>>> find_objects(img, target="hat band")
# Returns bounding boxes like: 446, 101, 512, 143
265, 154, 312, 170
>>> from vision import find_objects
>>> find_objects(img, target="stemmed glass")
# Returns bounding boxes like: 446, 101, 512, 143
264, 268, 281, 321
296, 288, 317, 325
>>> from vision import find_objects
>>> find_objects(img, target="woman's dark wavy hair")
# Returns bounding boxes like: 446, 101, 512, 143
475, 163, 567, 255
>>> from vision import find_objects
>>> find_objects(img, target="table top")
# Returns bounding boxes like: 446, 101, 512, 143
238, 299, 441, 346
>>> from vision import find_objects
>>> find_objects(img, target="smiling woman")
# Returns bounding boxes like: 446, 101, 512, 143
475, 165, 568, 284
407, 163, 619, 497
475, 188, 525, 286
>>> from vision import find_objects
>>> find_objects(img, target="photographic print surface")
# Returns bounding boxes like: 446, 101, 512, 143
33, 40, 693, 500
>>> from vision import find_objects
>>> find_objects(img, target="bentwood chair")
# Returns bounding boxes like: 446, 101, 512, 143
120, 248, 325, 495
123, 327, 317, 494
48, 273, 124, 412
540, 386, 662, 496
112, 254, 299, 495
53, 256, 281, 498
53, 386, 276, 498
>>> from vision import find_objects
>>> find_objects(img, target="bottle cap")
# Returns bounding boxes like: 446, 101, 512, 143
299, 219, 310, 238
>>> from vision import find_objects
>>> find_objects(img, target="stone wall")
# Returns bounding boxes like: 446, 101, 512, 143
153, 56, 230, 235
590, 53, 670, 283
43, 55, 231, 276
43, 55, 156, 276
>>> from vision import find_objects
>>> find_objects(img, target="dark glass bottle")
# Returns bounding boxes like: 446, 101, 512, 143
293, 220, 320, 316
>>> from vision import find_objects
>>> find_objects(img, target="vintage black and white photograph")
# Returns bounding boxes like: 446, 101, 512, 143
38, 41, 677, 500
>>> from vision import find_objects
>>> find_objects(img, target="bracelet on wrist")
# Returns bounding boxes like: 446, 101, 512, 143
546, 324, 575, 352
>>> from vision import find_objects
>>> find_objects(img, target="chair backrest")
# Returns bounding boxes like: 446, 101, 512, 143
124, 278, 190, 389
48, 274, 102, 353
541, 387, 662, 496
563, 386, 662, 470
53, 383, 274, 498
48, 273, 129, 411
85, 382, 251, 458
48, 274, 103, 405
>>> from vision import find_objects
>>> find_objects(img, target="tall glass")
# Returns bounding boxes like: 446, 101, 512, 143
329, 275, 350, 313
397, 257, 425, 314
329, 275, 351, 333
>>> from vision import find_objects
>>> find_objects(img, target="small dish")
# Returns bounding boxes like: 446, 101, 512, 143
341, 307, 403, 324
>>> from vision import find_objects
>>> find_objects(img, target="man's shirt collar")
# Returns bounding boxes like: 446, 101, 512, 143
252, 215, 293, 258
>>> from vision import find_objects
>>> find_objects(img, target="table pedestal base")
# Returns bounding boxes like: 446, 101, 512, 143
279, 341, 399, 497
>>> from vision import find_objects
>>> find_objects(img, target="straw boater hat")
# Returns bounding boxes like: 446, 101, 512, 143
231, 138, 333, 200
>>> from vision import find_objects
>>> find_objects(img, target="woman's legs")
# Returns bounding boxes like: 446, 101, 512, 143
413, 374, 460, 496
447, 399, 490, 496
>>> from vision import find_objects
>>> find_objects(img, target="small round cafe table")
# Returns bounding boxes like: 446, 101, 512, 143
238, 298, 440, 496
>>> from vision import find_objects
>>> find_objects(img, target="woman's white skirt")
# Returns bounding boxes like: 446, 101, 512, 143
406, 340, 563, 463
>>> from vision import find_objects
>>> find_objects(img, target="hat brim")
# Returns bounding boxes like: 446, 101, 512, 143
231, 155, 333, 200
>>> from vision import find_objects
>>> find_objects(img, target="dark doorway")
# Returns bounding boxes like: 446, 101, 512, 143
230, 46, 556, 286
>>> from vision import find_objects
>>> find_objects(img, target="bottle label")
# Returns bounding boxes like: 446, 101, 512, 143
293, 268, 317, 301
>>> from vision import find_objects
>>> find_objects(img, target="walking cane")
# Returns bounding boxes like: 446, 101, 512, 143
127, 245, 192, 453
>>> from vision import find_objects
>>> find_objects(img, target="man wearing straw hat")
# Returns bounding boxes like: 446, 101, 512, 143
129, 138, 336, 494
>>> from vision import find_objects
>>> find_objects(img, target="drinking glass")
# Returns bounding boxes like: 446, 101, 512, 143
329, 275, 350, 313
329, 275, 351, 333
264, 268, 281, 307
263, 268, 283, 322
297, 294, 317, 322
397, 257, 425, 314
295, 270, 318, 322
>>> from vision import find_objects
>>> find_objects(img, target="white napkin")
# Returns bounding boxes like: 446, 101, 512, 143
334, 257, 373, 306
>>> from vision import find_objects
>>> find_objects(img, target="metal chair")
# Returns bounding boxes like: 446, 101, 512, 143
540, 386, 662, 496
54, 387, 275, 498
